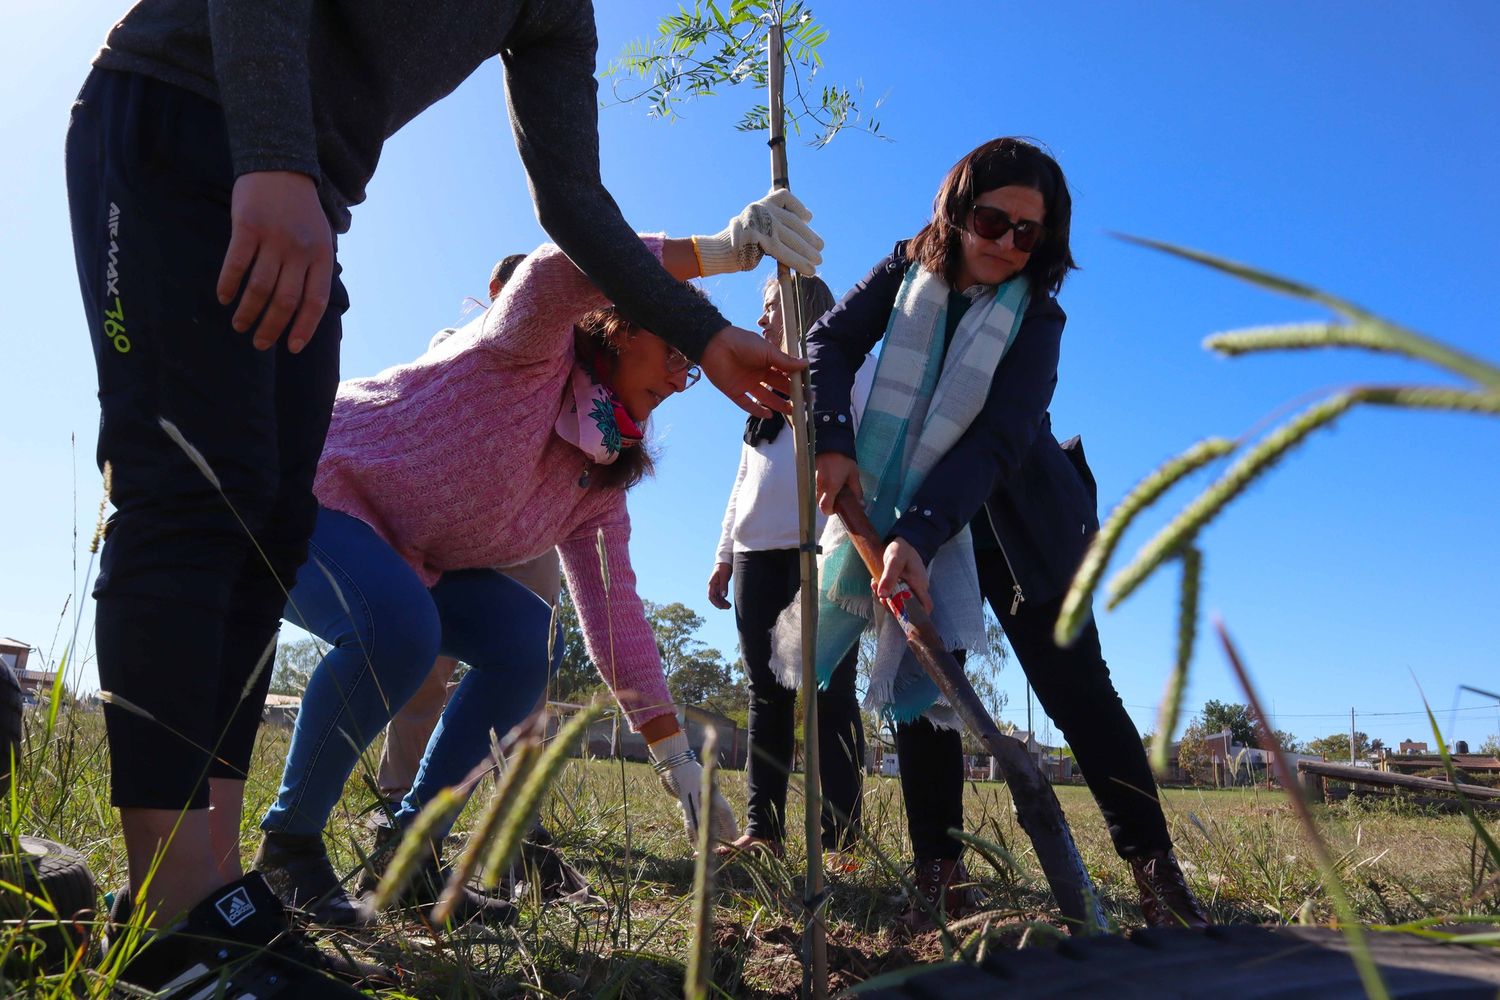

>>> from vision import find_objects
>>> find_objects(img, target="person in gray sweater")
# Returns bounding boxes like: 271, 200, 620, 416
68, 3, 813, 994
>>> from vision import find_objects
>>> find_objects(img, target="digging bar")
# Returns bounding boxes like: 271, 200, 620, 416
833, 490, 1109, 933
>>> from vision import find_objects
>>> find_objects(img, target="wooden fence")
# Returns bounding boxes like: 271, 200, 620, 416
1297, 759, 1500, 811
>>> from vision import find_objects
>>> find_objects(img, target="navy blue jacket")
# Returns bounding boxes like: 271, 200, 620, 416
807, 243, 1099, 608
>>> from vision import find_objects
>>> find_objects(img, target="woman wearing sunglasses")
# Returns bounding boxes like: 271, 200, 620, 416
791, 137, 1208, 930
251, 192, 822, 928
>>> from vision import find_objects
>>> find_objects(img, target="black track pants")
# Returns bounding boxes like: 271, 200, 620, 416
66, 69, 347, 809
734, 548, 864, 849
898, 553, 1174, 862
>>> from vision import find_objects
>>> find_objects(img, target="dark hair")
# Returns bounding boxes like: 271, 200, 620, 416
571, 306, 655, 491
570, 281, 712, 492
761, 273, 836, 349
489, 253, 527, 300
908, 137, 1077, 296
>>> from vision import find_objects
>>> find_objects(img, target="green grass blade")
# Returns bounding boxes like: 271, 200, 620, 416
367, 787, 466, 912
1055, 438, 1234, 646
1216, 619, 1389, 1000
1152, 547, 1200, 777
1352, 385, 1500, 416
432, 739, 542, 925
479, 703, 608, 887
1107, 394, 1359, 609
1118, 235, 1500, 389
1421, 698, 1500, 870
1114, 234, 1372, 317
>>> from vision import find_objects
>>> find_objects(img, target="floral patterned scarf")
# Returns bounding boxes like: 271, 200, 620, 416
555, 365, 643, 465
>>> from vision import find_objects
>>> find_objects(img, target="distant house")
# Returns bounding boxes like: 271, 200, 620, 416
0, 638, 27, 675
684, 704, 745, 769
554, 701, 747, 769
262, 693, 302, 727
1160, 729, 1316, 787
963, 730, 1075, 783
1398, 739, 1430, 755
0, 638, 58, 707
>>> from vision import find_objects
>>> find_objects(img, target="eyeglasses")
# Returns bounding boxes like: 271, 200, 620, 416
969, 205, 1044, 253
666, 348, 702, 387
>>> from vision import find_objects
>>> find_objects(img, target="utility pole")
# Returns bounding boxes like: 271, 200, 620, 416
1350, 706, 1356, 765
1026, 682, 1034, 739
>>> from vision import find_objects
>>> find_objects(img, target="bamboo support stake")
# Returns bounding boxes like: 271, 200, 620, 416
685, 730, 721, 1000
767, 15, 827, 1000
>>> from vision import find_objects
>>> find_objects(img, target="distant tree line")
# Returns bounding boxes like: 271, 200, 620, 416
1140, 698, 1423, 784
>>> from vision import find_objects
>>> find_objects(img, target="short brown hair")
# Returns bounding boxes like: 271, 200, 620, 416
909, 137, 1077, 296
489, 254, 527, 299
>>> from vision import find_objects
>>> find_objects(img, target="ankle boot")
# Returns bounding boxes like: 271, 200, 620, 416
1129, 849, 1209, 928
254, 831, 374, 928
899, 858, 974, 931
357, 820, 516, 928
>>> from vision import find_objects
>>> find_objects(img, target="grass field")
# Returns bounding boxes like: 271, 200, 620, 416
3, 697, 1498, 998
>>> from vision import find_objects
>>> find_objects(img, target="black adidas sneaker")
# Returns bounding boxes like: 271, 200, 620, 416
105, 872, 384, 997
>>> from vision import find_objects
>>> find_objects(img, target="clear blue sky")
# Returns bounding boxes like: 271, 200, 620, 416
3, 2, 1498, 752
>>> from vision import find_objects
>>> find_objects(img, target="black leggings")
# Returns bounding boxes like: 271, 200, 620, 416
734, 549, 864, 850
66, 69, 346, 809
899, 551, 1173, 861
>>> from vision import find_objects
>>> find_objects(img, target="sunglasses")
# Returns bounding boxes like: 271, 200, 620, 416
969, 205, 1044, 253
666, 348, 702, 387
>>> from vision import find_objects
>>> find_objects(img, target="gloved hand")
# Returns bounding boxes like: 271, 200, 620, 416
647, 732, 739, 848
694, 190, 824, 277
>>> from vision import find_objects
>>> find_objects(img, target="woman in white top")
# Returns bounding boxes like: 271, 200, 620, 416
708, 275, 872, 859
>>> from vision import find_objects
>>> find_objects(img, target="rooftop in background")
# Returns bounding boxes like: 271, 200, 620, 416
0, 638, 32, 678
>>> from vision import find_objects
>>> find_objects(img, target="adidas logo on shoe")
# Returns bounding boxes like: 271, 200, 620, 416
214, 885, 257, 927
113, 874, 383, 996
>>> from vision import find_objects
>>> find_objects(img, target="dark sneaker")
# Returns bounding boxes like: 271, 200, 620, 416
508, 836, 597, 905
367, 800, 461, 850
255, 831, 375, 927
363, 799, 403, 836
1129, 849, 1210, 928
105, 872, 383, 996
357, 822, 516, 929
898, 858, 977, 932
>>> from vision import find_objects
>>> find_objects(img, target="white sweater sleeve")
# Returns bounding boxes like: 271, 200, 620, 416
715, 445, 750, 564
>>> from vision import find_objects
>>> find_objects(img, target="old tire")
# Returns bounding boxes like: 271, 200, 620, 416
852, 925, 1500, 999
0, 836, 98, 971
0, 659, 21, 799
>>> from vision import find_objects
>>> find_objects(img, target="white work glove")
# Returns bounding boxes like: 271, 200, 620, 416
648, 732, 739, 849
694, 190, 824, 277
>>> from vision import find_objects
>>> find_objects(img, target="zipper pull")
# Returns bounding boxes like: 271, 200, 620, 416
1010, 584, 1025, 616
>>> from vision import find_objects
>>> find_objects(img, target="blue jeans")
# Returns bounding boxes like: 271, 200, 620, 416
261, 507, 557, 838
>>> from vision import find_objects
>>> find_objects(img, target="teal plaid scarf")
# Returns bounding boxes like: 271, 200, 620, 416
771, 265, 1029, 725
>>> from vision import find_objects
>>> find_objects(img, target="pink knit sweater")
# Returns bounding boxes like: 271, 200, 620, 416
314, 238, 675, 729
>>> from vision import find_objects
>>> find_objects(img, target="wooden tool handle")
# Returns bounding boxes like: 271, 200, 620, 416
829, 487, 1108, 933
831, 489, 887, 580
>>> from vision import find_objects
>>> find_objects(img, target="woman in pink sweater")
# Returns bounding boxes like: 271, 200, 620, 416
254, 194, 823, 927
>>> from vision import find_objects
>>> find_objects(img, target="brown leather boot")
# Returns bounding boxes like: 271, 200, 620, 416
1129, 849, 1209, 927
899, 858, 974, 931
